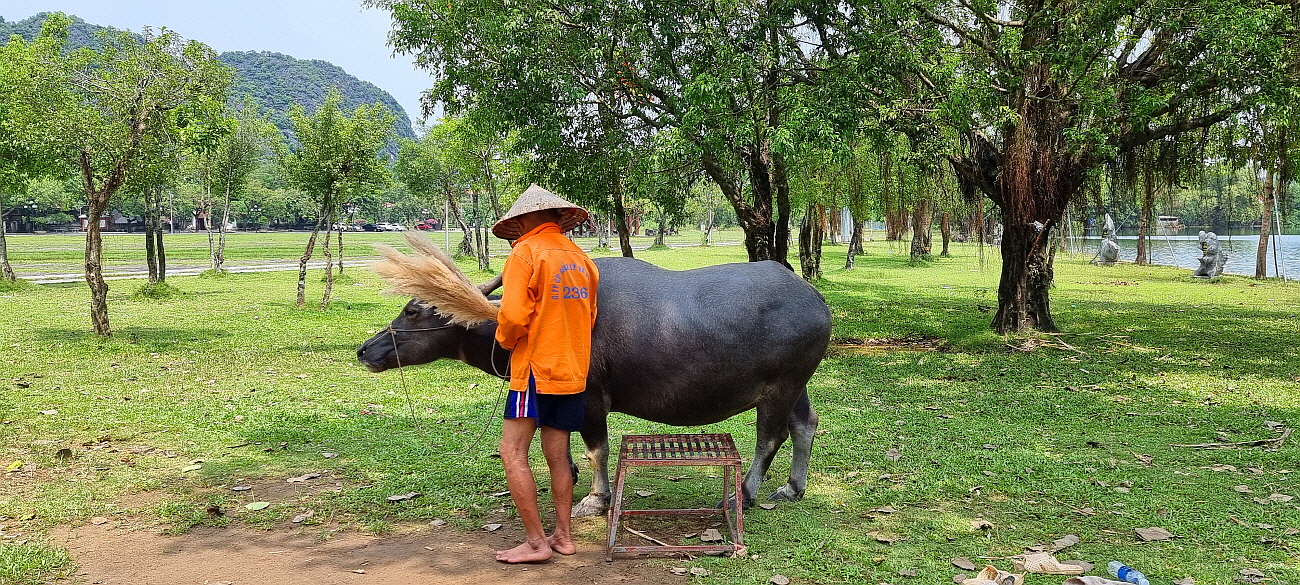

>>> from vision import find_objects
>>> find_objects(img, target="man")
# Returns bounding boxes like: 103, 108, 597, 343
491, 184, 599, 563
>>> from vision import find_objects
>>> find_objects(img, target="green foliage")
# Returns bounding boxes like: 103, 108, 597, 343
280, 88, 395, 211
0, 541, 74, 585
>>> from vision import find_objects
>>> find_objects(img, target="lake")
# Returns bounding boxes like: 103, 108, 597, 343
1070, 233, 1300, 280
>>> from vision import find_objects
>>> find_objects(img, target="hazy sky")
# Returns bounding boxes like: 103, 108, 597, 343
1, 1, 435, 122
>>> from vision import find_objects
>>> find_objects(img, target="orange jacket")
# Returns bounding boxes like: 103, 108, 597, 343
495, 223, 599, 395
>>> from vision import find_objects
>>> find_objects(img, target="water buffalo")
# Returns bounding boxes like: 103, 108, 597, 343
357, 252, 831, 516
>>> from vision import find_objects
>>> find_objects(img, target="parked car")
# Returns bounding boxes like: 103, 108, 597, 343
378, 222, 407, 232
361, 223, 380, 232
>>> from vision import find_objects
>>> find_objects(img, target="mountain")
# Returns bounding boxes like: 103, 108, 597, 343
218, 51, 415, 141
0, 13, 415, 142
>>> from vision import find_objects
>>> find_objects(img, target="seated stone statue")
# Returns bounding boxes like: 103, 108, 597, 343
1092, 214, 1119, 266
1193, 230, 1226, 278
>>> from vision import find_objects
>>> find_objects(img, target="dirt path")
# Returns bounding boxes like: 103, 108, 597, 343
51, 522, 669, 585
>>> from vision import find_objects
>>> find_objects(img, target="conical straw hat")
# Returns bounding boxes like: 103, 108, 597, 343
491, 184, 590, 239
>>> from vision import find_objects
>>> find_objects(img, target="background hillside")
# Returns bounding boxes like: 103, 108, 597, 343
0, 12, 416, 141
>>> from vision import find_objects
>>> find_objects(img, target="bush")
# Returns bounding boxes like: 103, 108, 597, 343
0, 278, 33, 293
130, 282, 183, 300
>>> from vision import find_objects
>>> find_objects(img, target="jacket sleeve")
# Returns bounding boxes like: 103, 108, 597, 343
494, 253, 536, 351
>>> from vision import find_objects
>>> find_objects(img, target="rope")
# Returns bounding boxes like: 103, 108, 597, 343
385, 324, 508, 456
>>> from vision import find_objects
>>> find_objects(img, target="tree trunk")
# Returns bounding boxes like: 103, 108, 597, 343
910, 197, 934, 261
653, 213, 667, 247
144, 186, 160, 284
940, 212, 952, 257
470, 189, 490, 270
216, 186, 231, 272
0, 202, 14, 282
446, 185, 475, 257
1256, 168, 1274, 279
798, 201, 824, 281
86, 194, 112, 336
320, 223, 335, 309
611, 175, 634, 257
155, 192, 166, 283
992, 222, 1057, 332
1136, 171, 1153, 265
297, 201, 328, 307
699, 148, 787, 265
845, 215, 864, 270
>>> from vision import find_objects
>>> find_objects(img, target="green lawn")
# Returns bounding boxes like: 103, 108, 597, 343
1, 234, 1297, 585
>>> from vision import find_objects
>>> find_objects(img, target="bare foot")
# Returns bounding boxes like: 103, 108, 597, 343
495, 539, 553, 563
547, 533, 577, 555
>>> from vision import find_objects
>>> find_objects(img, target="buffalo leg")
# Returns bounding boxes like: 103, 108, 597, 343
770, 388, 818, 501
738, 399, 795, 508
572, 415, 610, 517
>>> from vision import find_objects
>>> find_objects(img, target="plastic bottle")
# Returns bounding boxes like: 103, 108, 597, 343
1107, 561, 1151, 585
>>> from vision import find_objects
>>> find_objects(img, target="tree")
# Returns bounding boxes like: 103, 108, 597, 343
908, 0, 1290, 332
395, 122, 476, 257
207, 96, 279, 273
370, 0, 872, 268
4, 14, 231, 335
280, 88, 394, 308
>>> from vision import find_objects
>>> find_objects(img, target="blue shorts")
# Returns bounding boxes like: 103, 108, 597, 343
503, 373, 585, 432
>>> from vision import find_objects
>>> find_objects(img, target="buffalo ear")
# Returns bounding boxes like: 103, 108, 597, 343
478, 273, 503, 296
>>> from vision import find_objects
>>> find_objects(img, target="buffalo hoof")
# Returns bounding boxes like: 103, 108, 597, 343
768, 483, 805, 502
716, 494, 756, 511
572, 493, 609, 517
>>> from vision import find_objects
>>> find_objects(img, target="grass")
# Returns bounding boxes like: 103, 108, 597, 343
0, 232, 1298, 584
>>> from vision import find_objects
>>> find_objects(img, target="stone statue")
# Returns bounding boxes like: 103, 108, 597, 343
1193, 230, 1226, 278
1092, 214, 1119, 266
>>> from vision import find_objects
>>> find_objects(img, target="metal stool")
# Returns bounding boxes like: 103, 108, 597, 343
605, 433, 744, 561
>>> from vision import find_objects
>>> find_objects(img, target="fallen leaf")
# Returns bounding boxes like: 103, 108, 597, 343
39, 409, 58, 416
635, 490, 654, 497
386, 492, 422, 502
292, 511, 314, 523
899, 568, 918, 577
1253, 493, 1294, 504
952, 558, 978, 571
886, 448, 902, 462
872, 506, 898, 514
90, 517, 109, 525
55, 448, 73, 460
700, 528, 724, 542
1173, 578, 1195, 585
483, 523, 502, 531
1049, 534, 1080, 552
352, 569, 365, 574
1241, 568, 1265, 578
1233, 485, 1253, 493
1132, 452, 1153, 464
769, 575, 790, 585
231, 485, 252, 492
689, 568, 710, 577
431, 518, 447, 527
971, 518, 993, 530
983, 444, 997, 450
758, 503, 777, 510
286, 472, 322, 483
181, 464, 202, 472
1206, 464, 1237, 472
5, 461, 22, 472
670, 567, 689, 575
1075, 507, 1096, 516
1135, 526, 1173, 541
245, 502, 270, 511
322, 452, 338, 458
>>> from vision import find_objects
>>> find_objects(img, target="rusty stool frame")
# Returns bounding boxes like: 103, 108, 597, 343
605, 433, 744, 561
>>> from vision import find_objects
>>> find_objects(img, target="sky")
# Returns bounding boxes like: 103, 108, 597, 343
1, 0, 435, 123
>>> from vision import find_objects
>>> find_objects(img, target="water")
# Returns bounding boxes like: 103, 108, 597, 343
1069, 234, 1300, 280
